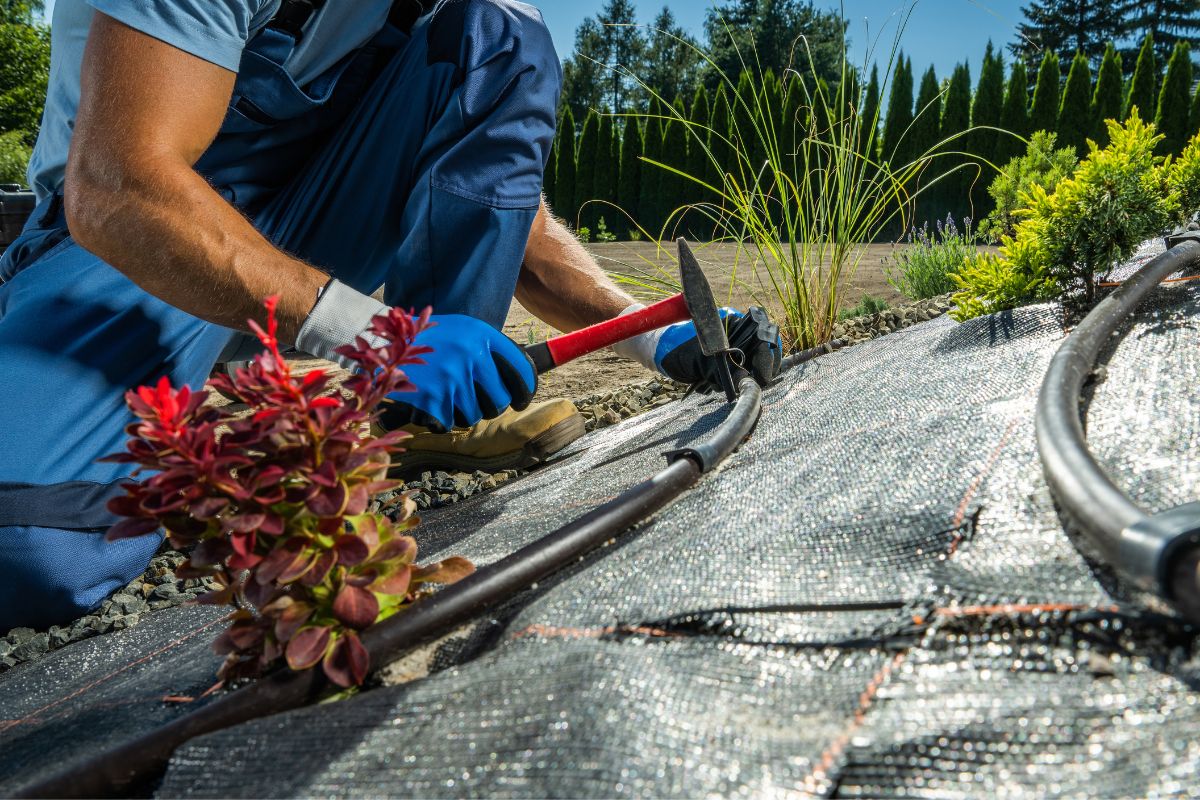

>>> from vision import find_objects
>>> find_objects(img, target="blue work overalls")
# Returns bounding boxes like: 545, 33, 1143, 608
0, 0, 561, 630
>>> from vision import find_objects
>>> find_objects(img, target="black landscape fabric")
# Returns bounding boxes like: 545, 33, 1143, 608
4, 243, 1199, 797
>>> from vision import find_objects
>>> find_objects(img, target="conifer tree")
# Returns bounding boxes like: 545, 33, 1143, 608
639, 116, 664, 236
1125, 1, 1200, 64
971, 43, 1006, 170
554, 107, 577, 223
686, 84, 712, 194
1125, 33, 1159, 120
940, 62, 973, 220
859, 65, 881, 163
1090, 43, 1123, 147
734, 69, 761, 175
881, 54, 915, 166
1190, 83, 1200, 142
660, 102, 690, 230
1011, 0, 1127, 68
910, 65, 942, 161
574, 109, 601, 229
544, 138, 558, 210
1156, 41, 1193, 155
706, 83, 733, 194
596, 112, 618, 228
1029, 50, 1061, 134
910, 65, 942, 224
1058, 52, 1093, 157
998, 59, 1030, 164
617, 119, 643, 233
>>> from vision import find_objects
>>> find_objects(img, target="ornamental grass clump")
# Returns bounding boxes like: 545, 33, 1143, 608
104, 298, 474, 688
887, 215, 979, 300
611, 12, 982, 351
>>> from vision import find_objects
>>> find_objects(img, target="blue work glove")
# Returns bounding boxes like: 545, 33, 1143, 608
379, 314, 537, 432
653, 306, 783, 393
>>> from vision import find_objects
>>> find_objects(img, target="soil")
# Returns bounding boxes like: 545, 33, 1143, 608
501, 240, 920, 401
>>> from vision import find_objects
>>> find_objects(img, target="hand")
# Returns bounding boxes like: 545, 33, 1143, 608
654, 307, 782, 392
379, 315, 536, 432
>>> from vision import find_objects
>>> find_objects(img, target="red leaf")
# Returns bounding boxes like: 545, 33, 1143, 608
334, 535, 370, 567
106, 517, 160, 541
374, 536, 417, 565
274, 602, 314, 644
298, 550, 337, 588
306, 483, 348, 518
322, 631, 370, 688
230, 530, 256, 558
373, 565, 411, 597
332, 584, 379, 630
310, 396, 341, 409
226, 514, 266, 534
227, 550, 264, 571
302, 369, 328, 387
285, 625, 332, 671
413, 556, 475, 585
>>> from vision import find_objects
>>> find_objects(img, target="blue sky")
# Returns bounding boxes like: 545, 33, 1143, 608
536, 0, 1029, 82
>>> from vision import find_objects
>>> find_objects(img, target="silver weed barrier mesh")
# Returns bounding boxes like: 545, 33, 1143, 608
3, 250, 1198, 797
154, 275, 1200, 798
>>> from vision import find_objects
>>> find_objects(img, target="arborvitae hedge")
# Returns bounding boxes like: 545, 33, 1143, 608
1030, 50, 1061, 134
639, 113, 664, 233
911, 65, 942, 223
574, 109, 600, 228
998, 59, 1030, 164
554, 106, 577, 224
1126, 33, 1158, 120
859, 65, 881, 161
881, 54, 914, 166
1058, 52, 1093, 157
617, 119, 643, 231
940, 63, 973, 217
971, 43, 1005, 170
1091, 43, 1123, 146
1156, 41, 1193, 155
544, 139, 558, 210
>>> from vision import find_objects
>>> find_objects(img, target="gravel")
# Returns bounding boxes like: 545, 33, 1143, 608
0, 550, 216, 674
832, 294, 955, 345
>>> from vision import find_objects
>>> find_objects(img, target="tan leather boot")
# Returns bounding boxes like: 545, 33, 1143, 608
383, 399, 585, 478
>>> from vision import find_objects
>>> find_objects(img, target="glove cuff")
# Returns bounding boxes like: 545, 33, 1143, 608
610, 303, 668, 373
295, 279, 388, 370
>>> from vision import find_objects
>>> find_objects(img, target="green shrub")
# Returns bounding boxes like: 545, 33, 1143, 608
888, 215, 979, 300
1166, 134, 1200, 223
0, 129, 30, 185
594, 216, 617, 243
953, 111, 1175, 319
838, 295, 889, 321
978, 131, 1077, 242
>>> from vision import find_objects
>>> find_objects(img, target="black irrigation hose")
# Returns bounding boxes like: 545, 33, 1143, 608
1036, 237, 1200, 625
782, 339, 846, 371
20, 378, 764, 800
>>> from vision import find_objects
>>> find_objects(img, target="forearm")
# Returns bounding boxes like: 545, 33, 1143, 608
64, 153, 327, 343
516, 200, 635, 333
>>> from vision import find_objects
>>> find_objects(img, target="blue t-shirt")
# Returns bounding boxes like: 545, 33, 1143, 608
28, 0, 394, 201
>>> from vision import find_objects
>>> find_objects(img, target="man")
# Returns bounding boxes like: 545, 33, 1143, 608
0, 0, 780, 629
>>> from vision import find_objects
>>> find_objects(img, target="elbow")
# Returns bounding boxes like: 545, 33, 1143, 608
62, 155, 112, 254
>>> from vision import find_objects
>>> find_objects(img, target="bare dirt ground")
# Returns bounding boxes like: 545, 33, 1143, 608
502, 240, 907, 400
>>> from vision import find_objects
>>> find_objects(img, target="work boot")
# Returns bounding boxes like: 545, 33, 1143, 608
382, 399, 585, 479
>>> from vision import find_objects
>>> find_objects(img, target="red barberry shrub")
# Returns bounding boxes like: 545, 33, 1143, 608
103, 297, 474, 687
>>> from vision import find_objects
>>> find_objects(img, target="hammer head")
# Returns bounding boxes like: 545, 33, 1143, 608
677, 238, 730, 358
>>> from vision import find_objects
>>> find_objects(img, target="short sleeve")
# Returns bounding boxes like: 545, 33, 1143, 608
85, 0, 273, 72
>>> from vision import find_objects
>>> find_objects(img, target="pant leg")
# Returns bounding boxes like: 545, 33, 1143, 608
254, 0, 562, 330
0, 206, 233, 630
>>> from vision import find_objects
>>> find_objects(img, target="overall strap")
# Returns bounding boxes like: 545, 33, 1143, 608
267, 0, 329, 42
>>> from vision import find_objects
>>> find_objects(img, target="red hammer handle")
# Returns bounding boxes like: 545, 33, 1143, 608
524, 293, 691, 374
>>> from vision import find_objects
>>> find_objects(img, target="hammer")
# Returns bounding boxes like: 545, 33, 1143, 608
523, 239, 741, 402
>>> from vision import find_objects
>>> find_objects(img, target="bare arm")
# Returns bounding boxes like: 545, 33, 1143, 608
516, 200, 636, 333
64, 13, 328, 342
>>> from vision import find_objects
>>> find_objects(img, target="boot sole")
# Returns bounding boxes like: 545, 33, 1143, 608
389, 413, 587, 480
